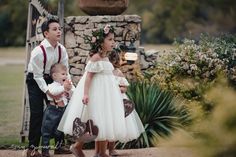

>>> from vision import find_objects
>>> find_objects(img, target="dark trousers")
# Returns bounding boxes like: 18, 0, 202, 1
41, 105, 65, 153
26, 73, 53, 150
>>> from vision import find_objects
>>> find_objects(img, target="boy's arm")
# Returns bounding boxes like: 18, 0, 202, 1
65, 84, 75, 98
60, 46, 72, 80
48, 83, 65, 95
31, 48, 49, 93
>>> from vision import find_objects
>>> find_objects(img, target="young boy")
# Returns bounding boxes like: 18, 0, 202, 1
41, 63, 74, 157
26, 18, 71, 157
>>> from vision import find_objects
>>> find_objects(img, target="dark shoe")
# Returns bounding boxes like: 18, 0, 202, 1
54, 146, 72, 154
26, 149, 42, 157
42, 151, 50, 157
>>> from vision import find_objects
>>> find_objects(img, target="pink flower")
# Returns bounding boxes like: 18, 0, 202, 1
91, 36, 96, 43
104, 24, 110, 34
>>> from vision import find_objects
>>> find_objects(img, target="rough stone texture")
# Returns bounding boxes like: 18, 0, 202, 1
65, 31, 77, 48
64, 15, 143, 84
65, 15, 156, 84
138, 47, 159, 71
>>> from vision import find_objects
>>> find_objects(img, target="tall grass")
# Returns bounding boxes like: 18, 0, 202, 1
0, 64, 24, 145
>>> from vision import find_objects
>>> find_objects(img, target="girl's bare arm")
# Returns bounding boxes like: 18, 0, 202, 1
82, 72, 94, 104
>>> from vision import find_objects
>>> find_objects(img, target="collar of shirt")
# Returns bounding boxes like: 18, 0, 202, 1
41, 38, 60, 49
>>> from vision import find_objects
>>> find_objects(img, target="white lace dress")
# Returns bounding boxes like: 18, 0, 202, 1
58, 59, 127, 141
115, 76, 145, 142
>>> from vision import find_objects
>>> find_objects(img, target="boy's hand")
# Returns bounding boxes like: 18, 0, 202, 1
46, 90, 63, 100
63, 79, 72, 91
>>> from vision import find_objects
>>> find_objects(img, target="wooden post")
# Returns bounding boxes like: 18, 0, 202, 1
58, 0, 64, 45
20, 0, 50, 143
20, 0, 33, 143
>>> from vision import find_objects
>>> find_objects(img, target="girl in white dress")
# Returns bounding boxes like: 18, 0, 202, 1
58, 24, 127, 157
107, 49, 145, 156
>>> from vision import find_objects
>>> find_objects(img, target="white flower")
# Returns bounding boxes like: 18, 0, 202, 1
104, 24, 110, 34
183, 63, 189, 70
187, 70, 192, 75
203, 71, 210, 78
190, 64, 198, 71
91, 36, 96, 43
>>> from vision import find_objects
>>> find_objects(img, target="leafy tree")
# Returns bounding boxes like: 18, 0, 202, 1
126, 0, 236, 43
0, 0, 235, 46
0, 0, 84, 46
0, 0, 27, 46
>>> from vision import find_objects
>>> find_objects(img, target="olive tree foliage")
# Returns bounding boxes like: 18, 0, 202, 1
0, 0, 28, 46
0, 0, 83, 46
126, 0, 236, 43
0, 0, 235, 46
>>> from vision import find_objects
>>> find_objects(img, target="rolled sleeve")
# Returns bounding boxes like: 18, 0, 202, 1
31, 51, 48, 93
60, 47, 72, 80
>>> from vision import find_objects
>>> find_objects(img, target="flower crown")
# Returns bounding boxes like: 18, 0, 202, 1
84, 24, 115, 53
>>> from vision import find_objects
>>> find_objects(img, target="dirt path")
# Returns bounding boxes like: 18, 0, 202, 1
0, 147, 195, 157
0, 58, 25, 66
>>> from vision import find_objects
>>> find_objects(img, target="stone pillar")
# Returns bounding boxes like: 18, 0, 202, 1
64, 15, 142, 84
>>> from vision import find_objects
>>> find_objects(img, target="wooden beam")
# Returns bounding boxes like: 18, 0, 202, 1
58, 0, 65, 45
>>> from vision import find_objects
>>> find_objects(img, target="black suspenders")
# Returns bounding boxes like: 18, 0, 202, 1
39, 45, 62, 73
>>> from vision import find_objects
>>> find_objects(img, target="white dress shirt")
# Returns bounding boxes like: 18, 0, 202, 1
47, 81, 74, 106
27, 39, 70, 93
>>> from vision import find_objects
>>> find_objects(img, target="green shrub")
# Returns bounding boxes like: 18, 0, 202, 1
141, 34, 236, 111
200, 34, 236, 86
159, 79, 236, 157
117, 81, 191, 148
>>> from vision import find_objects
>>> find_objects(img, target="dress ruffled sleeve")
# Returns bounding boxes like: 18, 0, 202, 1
85, 61, 104, 73
118, 77, 130, 86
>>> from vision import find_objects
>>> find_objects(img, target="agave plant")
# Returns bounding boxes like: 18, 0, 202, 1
117, 81, 191, 149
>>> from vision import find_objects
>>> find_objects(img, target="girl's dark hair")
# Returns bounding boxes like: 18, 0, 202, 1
108, 49, 120, 68
83, 24, 115, 57
41, 18, 59, 37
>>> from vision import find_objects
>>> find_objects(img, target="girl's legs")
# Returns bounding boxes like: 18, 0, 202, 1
98, 141, 110, 157
95, 141, 100, 156
108, 142, 118, 156
70, 141, 85, 157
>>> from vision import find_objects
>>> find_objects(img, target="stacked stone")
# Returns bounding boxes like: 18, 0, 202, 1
64, 15, 141, 84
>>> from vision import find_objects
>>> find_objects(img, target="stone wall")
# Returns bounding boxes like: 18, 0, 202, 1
64, 15, 159, 84
64, 15, 142, 84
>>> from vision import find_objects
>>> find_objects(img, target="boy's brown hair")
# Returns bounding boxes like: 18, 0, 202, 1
50, 63, 67, 79
41, 18, 59, 37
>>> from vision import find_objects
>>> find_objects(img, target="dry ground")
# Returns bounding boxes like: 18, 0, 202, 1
0, 147, 195, 157
1, 46, 196, 157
